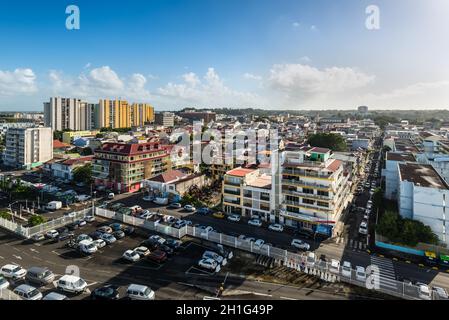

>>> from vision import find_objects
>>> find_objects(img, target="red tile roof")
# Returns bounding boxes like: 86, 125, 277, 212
311, 147, 331, 154
326, 159, 342, 172
148, 170, 187, 183
53, 140, 71, 149
62, 156, 94, 166
98, 141, 165, 155
226, 167, 256, 177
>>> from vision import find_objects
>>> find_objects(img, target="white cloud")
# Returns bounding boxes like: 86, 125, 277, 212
0, 68, 37, 96
48, 66, 152, 101
292, 22, 300, 28
243, 73, 262, 81
157, 67, 263, 107
299, 56, 311, 63
310, 25, 317, 31
269, 63, 374, 95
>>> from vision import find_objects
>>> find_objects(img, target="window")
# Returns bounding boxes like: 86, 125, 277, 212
317, 201, 328, 208
317, 190, 329, 197
303, 188, 314, 194
303, 198, 314, 205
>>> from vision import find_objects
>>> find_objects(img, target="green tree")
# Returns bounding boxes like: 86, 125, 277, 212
28, 215, 45, 226
72, 164, 93, 185
307, 133, 347, 152
0, 210, 11, 220
376, 210, 400, 240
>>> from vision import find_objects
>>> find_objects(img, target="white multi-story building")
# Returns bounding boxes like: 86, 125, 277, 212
398, 163, 449, 246
3, 127, 53, 169
0, 122, 36, 137
44, 97, 97, 131
155, 112, 175, 127
383, 152, 416, 200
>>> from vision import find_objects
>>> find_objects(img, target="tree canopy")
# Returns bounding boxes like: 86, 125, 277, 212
307, 133, 347, 152
72, 164, 93, 185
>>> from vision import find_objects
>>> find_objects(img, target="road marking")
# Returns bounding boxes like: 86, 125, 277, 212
34, 243, 41, 247
253, 292, 273, 297
0, 256, 4, 259
33, 256, 43, 261
30, 248, 39, 253
13, 254, 22, 260
280, 296, 296, 300
51, 250, 59, 255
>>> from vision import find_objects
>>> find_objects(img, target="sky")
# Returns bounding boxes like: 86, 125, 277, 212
0, 0, 448, 111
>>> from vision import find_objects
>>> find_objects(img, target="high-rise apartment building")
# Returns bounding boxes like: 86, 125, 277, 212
98, 99, 154, 129
3, 127, 53, 169
155, 112, 175, 127
44, 97, 97, 131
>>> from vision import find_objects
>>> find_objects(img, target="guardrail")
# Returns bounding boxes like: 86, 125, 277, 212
94, 207, 433, 300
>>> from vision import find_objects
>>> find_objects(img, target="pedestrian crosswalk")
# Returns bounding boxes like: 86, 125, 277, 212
370, 256, 398, 291
343, 238, 367, 251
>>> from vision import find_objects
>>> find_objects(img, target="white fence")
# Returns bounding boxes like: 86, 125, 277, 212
0, 208, 92, 239
94, 207, 429, 300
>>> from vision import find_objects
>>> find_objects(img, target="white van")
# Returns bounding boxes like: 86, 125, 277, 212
329, 259, 340, 274
78, 240, 98, 255
46, 201, 62, 211
56, 275, 87, 294
126, 284, 155, 300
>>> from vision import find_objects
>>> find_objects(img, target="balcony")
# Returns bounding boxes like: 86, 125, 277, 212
223, 189, 240, 196
283, 167, 332, 178
282, 189, 332, 201
224, 180, 241, 187
284, 200, 332, 212
282, 178, 331, 190
223, 198, 240, 205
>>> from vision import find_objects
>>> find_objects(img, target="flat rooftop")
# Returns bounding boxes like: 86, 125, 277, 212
246, 174, 272, 189
226, 167, 256, 177
398, 163, 448, 189
394, 139, 419, 153
386, 152, 416, 162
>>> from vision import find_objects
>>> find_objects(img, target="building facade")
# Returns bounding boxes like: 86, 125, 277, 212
98, 99, 154, 129
3, 127, 53, 169
44, 97, 97, 131
155, 112, 175, 127
92, 140, 171, 193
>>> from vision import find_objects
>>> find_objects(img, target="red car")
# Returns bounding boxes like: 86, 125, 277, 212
147, 250, 167, 263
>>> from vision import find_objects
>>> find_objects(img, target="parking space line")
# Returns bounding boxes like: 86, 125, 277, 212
280, 296, 296, 300
0, 256, 4, 259
186, 266, 216, 276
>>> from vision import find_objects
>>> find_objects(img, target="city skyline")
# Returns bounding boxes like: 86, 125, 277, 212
0, 0, 448, 111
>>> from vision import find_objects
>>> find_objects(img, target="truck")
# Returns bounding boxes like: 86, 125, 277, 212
46, 201, 62, 211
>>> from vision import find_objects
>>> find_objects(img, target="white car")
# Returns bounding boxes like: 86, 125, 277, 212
13, 284, 43, 300
56, 275, 87, 294
306, 252, 316, 268
202, 251, 227, 266
359, 221, 368, 235
329, 259, 340, 274
184, 204, 196, 212
254, 239, 265, 248
139, 211, 154, 220
418, 284, 432, 300
45, 229, 59, 239
133, 246, 150, 257
0, 276, 10, 290
126, 284, 155, 300
77, 234, 93, 243
198, 258, 220, 271
123, 250, 141, 262
432, 286, 449, 300
341, 261, 352, 278
248, 218, 262, 227
268, 223, 284, 232
93, 239, 106, 249
356, 266, 366, 281
291, 239, 310, 251
84, 215, 95, 223
227, 214, 241, 222
0, 264, 27, 280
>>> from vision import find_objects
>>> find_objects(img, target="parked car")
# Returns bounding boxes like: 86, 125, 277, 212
84, 215, 96, 223
165, 239, 182, 250
329, 259, 340, 274
42, 292, 69, 300
56, 275, 87, 294
139, 211, 154, 220
133, 246, 151, 257
113, 230, 126, 239
432, 286, 449, 300
143, 195, 154, 202
93, 239, 106, 249
31, 233, 45, 242
212, 212, 225, 219
359, 221, 368, 235
202, 251, 227, 266
158, 244, 174, 256
89, 231, 104, 240
13, 284, 43, 300
184, 204, 196, 212
26, 267, 55, 286
97, 226, 113, 234
0, 264, 27, 280
341, 261, 352, 278
197, 207, 212, 215
126, 284, 155, 300
76, 219, 87, 227
356, 266, 366, 281
149, 235, 166, 245
295, 228, 314, 240
67, 222, 79, 231
78, 240, 98, 255
107, 192, 115, 200
167, 202, 182, 209
90, 285, 120, 300
227, 214, 241, 222
123, 250, 141, 262
147, 250, 167, 264
198, 258, 219, 271
268, 223, 284, 232
123, 226, 135, 235
254, 239, 265, 249
248, 218, 262, 227
109, 223, 122, 231
45, 229, 59, 239
76, 194, 91, 202
0, 276, 10, 290
173, 220, 187, 229
418, 284, 432, 300
100, 233, 117, 244
291, 239, 310, 251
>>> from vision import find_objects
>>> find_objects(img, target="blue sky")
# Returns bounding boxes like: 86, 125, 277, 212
0, 0, 448, 110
